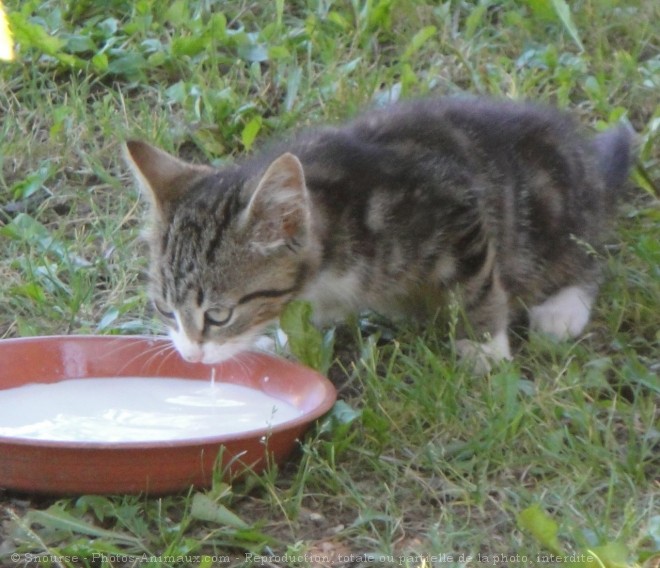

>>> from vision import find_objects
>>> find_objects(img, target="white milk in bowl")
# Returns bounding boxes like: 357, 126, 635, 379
0, 376, 303, 443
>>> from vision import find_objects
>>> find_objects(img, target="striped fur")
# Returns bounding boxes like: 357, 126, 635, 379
124, 97, 632, 367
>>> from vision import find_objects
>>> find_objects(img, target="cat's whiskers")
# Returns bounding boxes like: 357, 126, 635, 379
103, 336, 143, 361
153, 346, 179, 375
226, 346, 259, 378
104, 338, 164, 376
143, 317, 169, 335
141, 341, 178, 374
244, 350, 262, 372
111, 343, 160, 375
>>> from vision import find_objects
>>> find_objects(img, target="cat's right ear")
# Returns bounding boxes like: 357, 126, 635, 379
242, 153, 311, 253
123, 140, 212, 216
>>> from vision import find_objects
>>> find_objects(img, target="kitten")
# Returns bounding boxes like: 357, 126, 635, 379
124, 97, 632, 370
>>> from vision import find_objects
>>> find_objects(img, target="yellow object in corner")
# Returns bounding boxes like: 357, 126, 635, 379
0, 1, 14, 61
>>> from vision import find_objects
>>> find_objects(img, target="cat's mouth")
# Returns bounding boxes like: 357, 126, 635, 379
169, 328, 261, 365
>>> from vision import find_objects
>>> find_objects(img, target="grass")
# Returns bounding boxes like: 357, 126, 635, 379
0, 0, 658, 566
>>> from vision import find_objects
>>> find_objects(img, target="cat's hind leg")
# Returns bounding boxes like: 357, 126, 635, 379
528, 285, 596, 339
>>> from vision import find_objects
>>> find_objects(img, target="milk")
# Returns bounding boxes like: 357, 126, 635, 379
0, 377, 303, 443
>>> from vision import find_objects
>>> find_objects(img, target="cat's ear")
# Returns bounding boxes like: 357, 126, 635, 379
123, 140, 212, 215
243, 153, 310, 252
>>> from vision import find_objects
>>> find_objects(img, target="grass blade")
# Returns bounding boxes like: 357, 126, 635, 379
550, 0, 584, 51
26, 505, 143, 547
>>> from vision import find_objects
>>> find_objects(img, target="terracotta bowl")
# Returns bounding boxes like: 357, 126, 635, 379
0, 335, 336, 495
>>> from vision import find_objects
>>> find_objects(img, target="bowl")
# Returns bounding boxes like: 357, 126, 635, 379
0, 335, 336, 495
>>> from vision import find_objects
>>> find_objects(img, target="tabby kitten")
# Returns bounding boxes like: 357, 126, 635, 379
124, 97, 632, 370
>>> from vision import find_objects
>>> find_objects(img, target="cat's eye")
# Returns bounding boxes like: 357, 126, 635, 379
204, 307, 233, 327
153, 301, 175, 320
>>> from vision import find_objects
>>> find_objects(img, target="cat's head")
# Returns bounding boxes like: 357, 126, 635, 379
124, 141, 316, 364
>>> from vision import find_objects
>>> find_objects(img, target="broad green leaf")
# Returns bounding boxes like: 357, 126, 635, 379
165, 0, 188, 24
64, 34, 96, 53
11, 164, 52, 200
165, 80, 187, 104
193, 127, 227, 157
268, 45, 290, 60
517, 504, 563, 555
141, 38, 163, 53
280, 301, 319, 364
91, 51, 108, 72
0, 213, 65, 258
238, 42, 269, 63
209, 12, 227, 38
75, 495, 115, 522
96, 17, 118, 36
284, 65, 302, 112
400, 62, 418, 94
465, 4, 488, 39
9, 12, 65, 55
241, 116, 262, 151
340, 57, 362, 74
280, 300, 334, 373
403, 25, 436, 60
9, 282, 46, 303
586, 542, 631, 568
525, 0, 556, 20
0, 213, 91, 267
107, 53, 147, 78
318, 400, 361, 436
97, 307, 120, 331
172, 35, 208, 57
61, 53, 82, 67
584, 75, 601, 97
632, 165, 659, 199
327, 11, 350, 31
368, 0, 394, 31
190, 493, 249, 529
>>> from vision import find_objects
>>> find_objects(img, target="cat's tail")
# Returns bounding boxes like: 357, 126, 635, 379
593, 123, 634, 194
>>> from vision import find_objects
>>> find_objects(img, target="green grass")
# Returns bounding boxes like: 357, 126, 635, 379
1, 0, 659, 567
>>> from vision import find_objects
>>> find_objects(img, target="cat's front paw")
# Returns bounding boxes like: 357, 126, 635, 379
529, 286, 594, 340
253, 335, 277, 353
254, 330, 290, 356
455, 331, 511, 375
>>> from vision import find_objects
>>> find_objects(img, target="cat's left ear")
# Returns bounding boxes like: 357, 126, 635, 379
123, 140, 213, 217
243, 153, 310, 252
